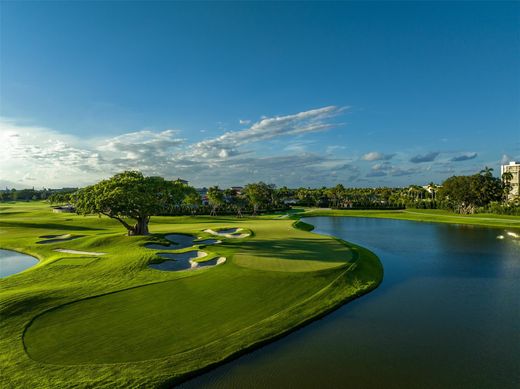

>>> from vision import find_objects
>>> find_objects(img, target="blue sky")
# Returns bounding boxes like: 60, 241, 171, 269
1, 1, 519, 188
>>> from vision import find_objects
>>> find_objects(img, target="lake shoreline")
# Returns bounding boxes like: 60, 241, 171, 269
299, 208, 520, 230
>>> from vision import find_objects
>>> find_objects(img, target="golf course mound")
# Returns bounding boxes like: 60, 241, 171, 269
52, 256, 99, 266
232, 237, 353, 272
204, 227, 251, 238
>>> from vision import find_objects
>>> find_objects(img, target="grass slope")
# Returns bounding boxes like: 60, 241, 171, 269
0, 202, 382, 388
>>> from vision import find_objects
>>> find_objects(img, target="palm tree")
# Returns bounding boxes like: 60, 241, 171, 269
480, 166, 494, 178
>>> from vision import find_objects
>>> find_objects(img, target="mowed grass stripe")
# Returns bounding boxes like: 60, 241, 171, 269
24, 267, 340, 364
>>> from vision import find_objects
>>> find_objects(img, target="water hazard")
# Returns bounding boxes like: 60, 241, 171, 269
0, 249, 38, 278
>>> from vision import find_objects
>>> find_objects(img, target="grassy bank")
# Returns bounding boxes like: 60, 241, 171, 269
0, 202, 382, 388
300, 208, 520, 229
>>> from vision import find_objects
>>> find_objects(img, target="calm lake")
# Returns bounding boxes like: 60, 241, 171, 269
181, 217, 520, 389
0, 249, 38, 278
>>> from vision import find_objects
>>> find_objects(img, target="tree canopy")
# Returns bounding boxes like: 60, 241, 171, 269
72, 171, 194, 235
438, 167, 503, 213
207, 186, 224, 216
244, 182, 274, 215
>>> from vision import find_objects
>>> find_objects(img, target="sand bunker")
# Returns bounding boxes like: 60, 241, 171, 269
204, 228, 250, 239
149, 250, 225, 271
54, 249, 105, 256
196, 256, 226, 268
145, 234, 221, 250
38, 234, 83, 244
40, 234, 71, 239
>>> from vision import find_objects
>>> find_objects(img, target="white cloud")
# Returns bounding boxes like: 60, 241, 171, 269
0, 106, 347, 188
367, 161, 419, 178
182, 105, 345, 161
361, 151, 395, 161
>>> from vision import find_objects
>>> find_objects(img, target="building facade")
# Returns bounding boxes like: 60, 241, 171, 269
501, 161, 520, 200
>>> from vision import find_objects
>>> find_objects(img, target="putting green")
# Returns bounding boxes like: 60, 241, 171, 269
233, 237, 352, 272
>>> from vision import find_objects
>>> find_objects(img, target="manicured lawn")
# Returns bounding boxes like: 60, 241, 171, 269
0, 202, 382, 388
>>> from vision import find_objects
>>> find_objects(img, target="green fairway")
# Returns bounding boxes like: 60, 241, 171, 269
0, 202, 382, 388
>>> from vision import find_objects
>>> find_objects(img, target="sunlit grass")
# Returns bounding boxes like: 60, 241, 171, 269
0, 201, 382, 387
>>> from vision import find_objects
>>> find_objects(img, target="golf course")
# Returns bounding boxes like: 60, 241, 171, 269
0, 201, 383, 388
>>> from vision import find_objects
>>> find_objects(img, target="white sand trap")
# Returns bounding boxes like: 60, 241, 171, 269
194, 256, 227, 269
506, 231, 519, 238
54, 249, 105, 256
40, 234, 71, 239
204, 228, 250, 239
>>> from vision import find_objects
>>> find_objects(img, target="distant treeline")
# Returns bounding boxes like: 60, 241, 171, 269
3, 166, 519, 216
0, 188, 77, 202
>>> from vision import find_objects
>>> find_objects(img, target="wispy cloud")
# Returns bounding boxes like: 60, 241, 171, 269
361, 151, 395, 161
182, 106, 345, 160
410, 151, 439, 163
0, 106, 348, 188
367, 161, 419, 178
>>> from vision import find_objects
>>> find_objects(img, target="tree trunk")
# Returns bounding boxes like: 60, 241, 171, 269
129, 217, 149, 235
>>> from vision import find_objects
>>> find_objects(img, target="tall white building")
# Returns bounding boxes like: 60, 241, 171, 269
501, 161, 520, 200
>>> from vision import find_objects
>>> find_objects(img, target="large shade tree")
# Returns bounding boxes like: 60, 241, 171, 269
438, 167, 503, 214
73, 171, 193, 235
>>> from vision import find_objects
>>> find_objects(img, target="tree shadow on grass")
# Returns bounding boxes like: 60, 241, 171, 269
0, 221, 104, 231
